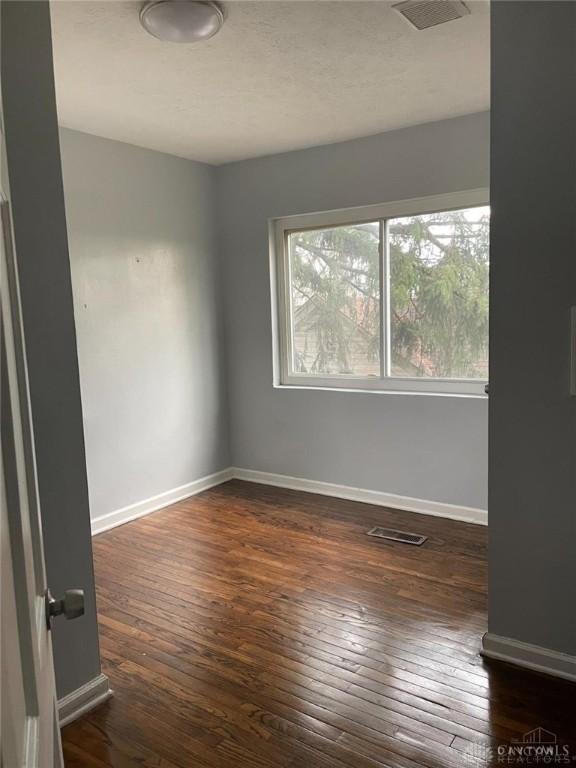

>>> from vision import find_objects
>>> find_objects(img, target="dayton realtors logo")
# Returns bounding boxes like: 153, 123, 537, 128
463, 727, 576, 765
499, 728, 574, 764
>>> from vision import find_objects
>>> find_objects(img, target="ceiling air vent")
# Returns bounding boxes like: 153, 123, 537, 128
367, 527, 428, 546
392, 0, 470, 30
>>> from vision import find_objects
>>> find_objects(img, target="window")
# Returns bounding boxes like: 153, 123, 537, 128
273, 190, 489, 395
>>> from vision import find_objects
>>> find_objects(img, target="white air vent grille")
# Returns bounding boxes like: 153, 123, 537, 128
393, 0, 470, 30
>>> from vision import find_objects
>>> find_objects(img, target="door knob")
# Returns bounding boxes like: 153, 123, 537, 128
45, 588, 85, 628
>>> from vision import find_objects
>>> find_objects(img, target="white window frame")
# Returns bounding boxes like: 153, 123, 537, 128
271, 188, 489, 397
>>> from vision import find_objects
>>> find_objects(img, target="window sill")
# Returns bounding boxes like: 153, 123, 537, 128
274, 383, 488, 400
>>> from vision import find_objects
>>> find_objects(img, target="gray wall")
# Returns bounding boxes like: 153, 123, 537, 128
1, 1, 101, 697
59, 129, 229, 521
216, 112, 489, 510
489, 2, 576, 655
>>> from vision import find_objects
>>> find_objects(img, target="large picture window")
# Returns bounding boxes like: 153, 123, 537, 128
273, 190, 489, 395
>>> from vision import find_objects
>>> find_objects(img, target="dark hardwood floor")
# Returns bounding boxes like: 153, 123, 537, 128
62, 480, 576, 767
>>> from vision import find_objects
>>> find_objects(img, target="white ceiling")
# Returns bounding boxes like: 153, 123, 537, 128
51, 0, 490, 165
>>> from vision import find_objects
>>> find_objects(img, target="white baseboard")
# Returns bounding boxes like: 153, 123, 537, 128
58, 673, 112, 727
482, 633, 576, 683
231, 467, 487, 525
91, 466, 486, 536
91, 468, 234, 535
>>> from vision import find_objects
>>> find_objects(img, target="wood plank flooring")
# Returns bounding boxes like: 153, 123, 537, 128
62, 480, 576, 767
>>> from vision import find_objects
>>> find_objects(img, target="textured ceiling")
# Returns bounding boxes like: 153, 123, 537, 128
51, 0, 490, 165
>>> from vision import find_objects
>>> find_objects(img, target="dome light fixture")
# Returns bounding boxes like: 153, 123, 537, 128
140, 0, 225, 43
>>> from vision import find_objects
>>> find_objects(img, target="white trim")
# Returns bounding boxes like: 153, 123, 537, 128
90, 466, 486, 540
278, 376, 487, 396
231, 468, 487, 525
273, 383, 485, 399
23, 716, 39, 768
271, 188, 490, 397
273, 188, 490, 232
90, 468, 234, 536
58, 674, 112, 727
482, 633, 576, 683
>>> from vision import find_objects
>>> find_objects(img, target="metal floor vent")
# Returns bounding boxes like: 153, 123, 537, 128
367, 527, 427, 546
392, 0, 470, 31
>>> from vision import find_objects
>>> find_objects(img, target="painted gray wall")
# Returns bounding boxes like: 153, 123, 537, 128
216, 112, 489, 510
59, 128, 229, 521
1, 1, 101, 697
488, 2, 576, 655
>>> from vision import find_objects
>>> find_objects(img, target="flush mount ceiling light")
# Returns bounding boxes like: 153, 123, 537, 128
140, 0, 224, 43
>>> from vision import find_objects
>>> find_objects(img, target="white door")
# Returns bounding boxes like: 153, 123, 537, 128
0, 158, 65, 766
